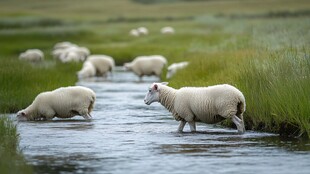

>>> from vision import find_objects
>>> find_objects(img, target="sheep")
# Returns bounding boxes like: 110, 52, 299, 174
52, 41, 90, 63
19, 49, 44, 62
17, 86, 96, 121
53, 46, 90, 63
77, 61, 96, 79
86, 55, 115, 77
53, 41, 77, 50
144, 82, 246, 134
166, 61, 189, 79
124, 55, 167, 81
161, 26, 175, 34
137, 27, 149, 35
129, 29, 140, 37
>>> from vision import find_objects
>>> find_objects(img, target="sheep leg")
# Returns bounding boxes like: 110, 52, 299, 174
177, 120, 186, 132
82, 114, 92, 120
80, 109, 92, 120
232, 115, 245, 134
188, 121, 196, 132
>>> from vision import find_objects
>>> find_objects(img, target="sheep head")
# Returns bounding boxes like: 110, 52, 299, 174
123, 63, 132, 71
17, 110, 28, 121
144, 82, 168, 105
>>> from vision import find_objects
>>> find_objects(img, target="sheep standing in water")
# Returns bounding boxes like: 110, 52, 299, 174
87, 55, 115, 77
17, 86, 96, 121
144, 82, 246, 134
77, 61, 96, 79
124, 55, 167, 81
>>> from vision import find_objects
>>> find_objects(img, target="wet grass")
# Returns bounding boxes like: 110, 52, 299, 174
0, 116, 32, 173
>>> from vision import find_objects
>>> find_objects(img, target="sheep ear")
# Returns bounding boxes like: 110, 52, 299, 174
21, 112, 26, 116
161, 82, 169, 86
154, 84, 158, 90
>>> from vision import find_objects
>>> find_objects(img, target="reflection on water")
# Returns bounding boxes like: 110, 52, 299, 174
15, 68, 310, 174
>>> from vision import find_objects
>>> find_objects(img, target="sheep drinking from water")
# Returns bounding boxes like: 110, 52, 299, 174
77, 61, 96, 79
124, 55, 167, 81
17, 86, 96, 121
144, 82, 246, 134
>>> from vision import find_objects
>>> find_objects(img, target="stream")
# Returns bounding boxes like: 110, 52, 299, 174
16, 67, 310, 174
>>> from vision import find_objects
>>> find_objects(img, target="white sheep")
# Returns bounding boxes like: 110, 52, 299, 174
124, 55, 167, 81
137, 27, 149, 35
161, 26, 175, 34
166, 61, 189, 79
144, 82, 246, 134
53, 41, 77, 50
19, 49, 44, 62
17, 86, 96, 121
86, 55, 115, 77
77, 61, 96, 79
129, 29, 140, 37
56, 46, 90, 63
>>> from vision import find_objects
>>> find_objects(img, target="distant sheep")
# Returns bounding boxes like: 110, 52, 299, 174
144, 82, 246, 134
53, 41, 77, 50
19, 49, 44, 62
166, 61, 189, 79
124, 55, 167, 81
77, 61, 96, 79
58, 46, 90, 63
86, 55, 115, 77
137, 27, 149, 35
17, 86, 96, 121
161, 26, 175, 34
52, 42, 90, 63
129, 29, 140, 37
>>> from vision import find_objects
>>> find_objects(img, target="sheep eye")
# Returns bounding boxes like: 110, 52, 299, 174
149, 89, 152, 92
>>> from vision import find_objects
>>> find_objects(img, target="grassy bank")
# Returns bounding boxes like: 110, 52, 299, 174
0, 116, 32, 173
238, 48, 310, 137
0, 0, 309, 138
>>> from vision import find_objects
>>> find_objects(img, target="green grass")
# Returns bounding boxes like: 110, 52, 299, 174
0, 116, 32, 173
0, 0, 309, 138
0, 59, 81, 113
237, 48, 310, 137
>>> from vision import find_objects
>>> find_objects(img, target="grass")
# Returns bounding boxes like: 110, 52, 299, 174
237, 48, 310, 137
0, 59, 81, 113
0, 116, 32, 173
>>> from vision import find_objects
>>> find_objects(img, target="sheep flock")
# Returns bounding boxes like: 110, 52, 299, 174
16, 26, 247, 134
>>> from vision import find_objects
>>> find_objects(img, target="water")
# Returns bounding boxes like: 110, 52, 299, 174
16, 68, 310, 174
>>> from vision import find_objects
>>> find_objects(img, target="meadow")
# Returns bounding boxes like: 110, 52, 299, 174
0, 0, 309, 153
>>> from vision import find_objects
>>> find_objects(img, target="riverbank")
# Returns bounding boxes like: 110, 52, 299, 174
0, 0, 309, 138
0, 117, 32, 173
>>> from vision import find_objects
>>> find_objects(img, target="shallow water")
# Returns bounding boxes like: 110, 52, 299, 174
16, 68, 310, 174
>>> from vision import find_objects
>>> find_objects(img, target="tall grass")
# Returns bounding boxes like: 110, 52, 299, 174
0, 58, 81, 113
0, 116, 32, 173
236, 48, 310, 137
